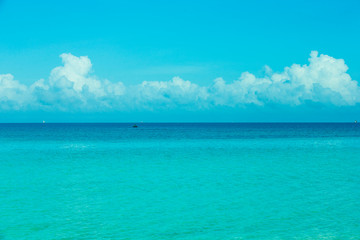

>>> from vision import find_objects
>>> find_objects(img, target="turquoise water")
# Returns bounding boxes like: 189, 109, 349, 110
0, 123, 360, 239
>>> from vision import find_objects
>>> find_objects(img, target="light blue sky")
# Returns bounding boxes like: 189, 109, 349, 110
0, 0, 360, 122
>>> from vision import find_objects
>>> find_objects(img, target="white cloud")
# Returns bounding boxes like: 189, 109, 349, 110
0, 51, 359, 111
0, 74, 32, 110
208, 51, 360, 107
132, 77, 209, 109
29, 53, 126, 111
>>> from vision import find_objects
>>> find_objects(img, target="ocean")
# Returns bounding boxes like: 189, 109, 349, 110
0, 123, 359, 239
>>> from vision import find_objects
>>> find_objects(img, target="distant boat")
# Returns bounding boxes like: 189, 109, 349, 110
355, 120, 357, 123
132, 124, 138, 128
43, 120, 46, 124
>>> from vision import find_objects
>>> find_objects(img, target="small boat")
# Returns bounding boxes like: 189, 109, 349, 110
132, 124, 138, 128
355, 120, 357, 123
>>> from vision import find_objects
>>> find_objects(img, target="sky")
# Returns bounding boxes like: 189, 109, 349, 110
0, 0, 360, 122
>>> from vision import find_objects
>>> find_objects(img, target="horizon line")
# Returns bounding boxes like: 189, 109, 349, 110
0, 122, 357, 124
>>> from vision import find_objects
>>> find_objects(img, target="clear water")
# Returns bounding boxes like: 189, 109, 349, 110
0, 123, 359, 239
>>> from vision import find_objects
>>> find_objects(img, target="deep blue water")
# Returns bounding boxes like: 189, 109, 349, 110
0, 123, 359, 239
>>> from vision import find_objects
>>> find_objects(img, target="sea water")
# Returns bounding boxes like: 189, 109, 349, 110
0, 123, 359, 239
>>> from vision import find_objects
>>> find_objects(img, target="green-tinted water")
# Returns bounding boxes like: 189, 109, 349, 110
0, 123, 359, 239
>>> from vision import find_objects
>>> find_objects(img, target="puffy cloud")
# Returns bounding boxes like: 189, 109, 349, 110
30, 53, 126, 111
266, 51, 359, 105
0, 51, 359, 112
209, 51, 359, 107
132, 77, 209, 110
0, 74, 32, 110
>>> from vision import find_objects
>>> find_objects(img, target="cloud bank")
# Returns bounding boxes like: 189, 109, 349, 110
0, 51, 359, 112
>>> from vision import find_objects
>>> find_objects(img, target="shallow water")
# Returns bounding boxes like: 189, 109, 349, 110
0, 123, 359, 239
